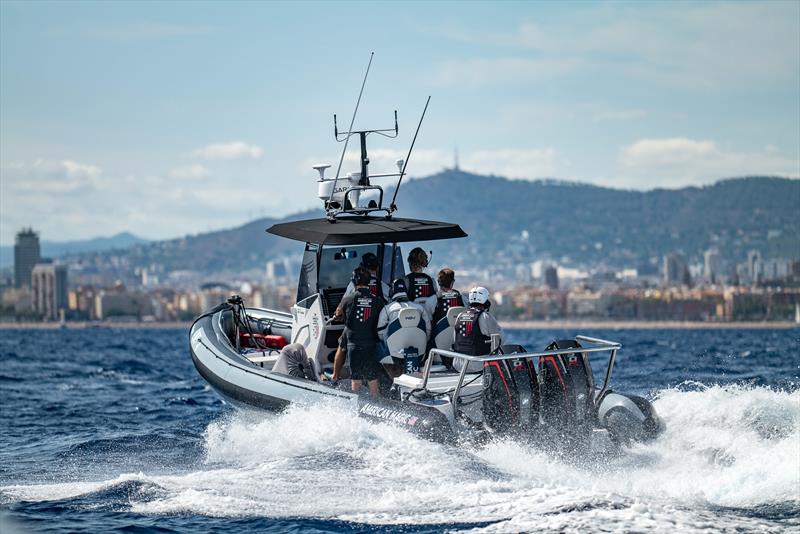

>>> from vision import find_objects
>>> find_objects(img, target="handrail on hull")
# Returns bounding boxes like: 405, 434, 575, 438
421, 336, 621, 425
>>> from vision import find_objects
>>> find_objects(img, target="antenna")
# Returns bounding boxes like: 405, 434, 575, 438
328, 52, 374, 208
389, 95, 431, 213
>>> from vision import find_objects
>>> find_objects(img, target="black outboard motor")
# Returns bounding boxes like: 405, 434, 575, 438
481, 344, 538, 434
538, 340, 596, 445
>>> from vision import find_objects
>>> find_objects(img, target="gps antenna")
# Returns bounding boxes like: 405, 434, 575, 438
328, 52, 374, 209
389, 95, 431, 213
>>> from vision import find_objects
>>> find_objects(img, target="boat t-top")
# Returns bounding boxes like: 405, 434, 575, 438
189, 58, 663, 451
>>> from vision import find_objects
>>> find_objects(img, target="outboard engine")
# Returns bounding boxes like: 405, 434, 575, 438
596, 391, 663, 445
535, 339, 598, 449
481, 345, 538, 434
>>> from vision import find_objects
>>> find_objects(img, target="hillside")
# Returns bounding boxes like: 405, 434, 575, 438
62, 174, 799, 276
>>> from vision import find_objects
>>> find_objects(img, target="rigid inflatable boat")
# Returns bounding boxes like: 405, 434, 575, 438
189, 70, 663, 452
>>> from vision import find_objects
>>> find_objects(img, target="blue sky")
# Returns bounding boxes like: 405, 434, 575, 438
1, 0, 798, 244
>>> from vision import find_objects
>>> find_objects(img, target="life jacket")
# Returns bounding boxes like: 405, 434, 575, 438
406, 272, 435, 301
453, 306, 491, 356
367, 275, 384, 301
345, 287, 382, 347
432, 288, 464, 325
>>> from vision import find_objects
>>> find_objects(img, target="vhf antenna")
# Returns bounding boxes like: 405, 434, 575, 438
389, 95, 431, 213
328, 52, 374, 208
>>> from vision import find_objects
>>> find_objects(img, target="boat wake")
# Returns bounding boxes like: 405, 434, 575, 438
2, 384, 798, 532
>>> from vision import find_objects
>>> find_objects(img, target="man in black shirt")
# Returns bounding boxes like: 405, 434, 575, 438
342, 266, 385, 397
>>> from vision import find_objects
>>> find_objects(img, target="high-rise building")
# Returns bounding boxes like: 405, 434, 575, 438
544, 265, 559, 290
703, 248, 721, 283
31, 263, 68, 320
14, 228, 41, 288
663, 253, 691, 287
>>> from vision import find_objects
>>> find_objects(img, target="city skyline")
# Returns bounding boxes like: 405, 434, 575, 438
1, 1, 799, 245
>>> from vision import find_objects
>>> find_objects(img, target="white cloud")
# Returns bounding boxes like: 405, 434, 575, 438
618, 138, 800, 188
169, 164, 211, 180
5, 159, 101, 194
462, 148, 559, 179
193, 141, 264, 161
432, 3, 799, 89
433, 57, 582, 86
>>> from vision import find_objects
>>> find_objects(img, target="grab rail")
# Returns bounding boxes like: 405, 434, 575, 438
422, 335, 621, 424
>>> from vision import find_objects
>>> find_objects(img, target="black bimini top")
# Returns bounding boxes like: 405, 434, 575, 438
267, 216, 467, 245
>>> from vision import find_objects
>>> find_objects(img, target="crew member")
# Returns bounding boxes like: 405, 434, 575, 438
377, 279, 430, 376
432, 268, 466, 326
453, 286, 503, 371
404, 247, 437, 321
336, 252, 389, 320
342, 266, 384, 397
431, 268, 466, 368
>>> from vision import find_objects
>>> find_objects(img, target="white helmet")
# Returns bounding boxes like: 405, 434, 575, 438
468, 286, 490, 305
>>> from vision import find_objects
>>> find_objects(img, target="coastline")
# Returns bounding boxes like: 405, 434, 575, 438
0, 320, 796, 330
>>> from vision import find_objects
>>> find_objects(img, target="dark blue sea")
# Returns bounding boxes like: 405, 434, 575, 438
1, 327, 798, 533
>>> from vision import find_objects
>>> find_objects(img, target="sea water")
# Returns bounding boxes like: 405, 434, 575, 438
0, 328, 798, 532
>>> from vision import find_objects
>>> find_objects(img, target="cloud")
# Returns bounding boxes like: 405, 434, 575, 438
5, 159, 101, 194
193, 141, 264, 161
169, 164, 211, 180
618, 138, 800, 188
433, 57, 582, 86
431, 2, 799, 89
462, 148, 559, 179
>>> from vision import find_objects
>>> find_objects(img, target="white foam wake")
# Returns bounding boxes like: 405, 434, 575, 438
2, 385, 798, 531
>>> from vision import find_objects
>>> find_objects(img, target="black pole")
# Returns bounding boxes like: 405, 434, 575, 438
389, 96, 431, 213
359, 131, 369, 186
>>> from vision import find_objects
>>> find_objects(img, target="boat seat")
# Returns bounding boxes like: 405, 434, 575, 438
383, 307, 427, 369
429, 306, 464, 368
244, 351, 281, 369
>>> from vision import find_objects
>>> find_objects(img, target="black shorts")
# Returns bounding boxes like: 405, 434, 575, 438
348, 344, 381, 381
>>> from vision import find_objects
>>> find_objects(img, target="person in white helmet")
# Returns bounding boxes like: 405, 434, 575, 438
453, 287, 503, 369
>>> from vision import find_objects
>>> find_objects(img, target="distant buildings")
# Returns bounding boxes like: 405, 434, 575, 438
544, 265, 559, 290
31, 263, 68, 321
703, 248, 721, 284
663, 253, 691, 287
14, 228, 41, 288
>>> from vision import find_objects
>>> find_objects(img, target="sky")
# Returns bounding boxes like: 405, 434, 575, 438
1, 0, 798, 245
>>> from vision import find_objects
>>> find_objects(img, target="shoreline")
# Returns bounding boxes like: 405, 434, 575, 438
0, 320, 796, 330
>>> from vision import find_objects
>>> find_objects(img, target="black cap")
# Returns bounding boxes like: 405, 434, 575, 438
353, 266, 371, 286
361, 252, 379, 270
391, 278, 408, 298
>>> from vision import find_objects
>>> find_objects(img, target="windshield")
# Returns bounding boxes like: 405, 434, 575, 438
318, 244, 380, 290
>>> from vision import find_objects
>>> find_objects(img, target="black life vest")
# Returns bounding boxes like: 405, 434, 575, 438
345, 288, 382, 347
367, 275, 384, 301
406, 272, 435, 301
453, 306, 491, 356
432, 289, 464, 325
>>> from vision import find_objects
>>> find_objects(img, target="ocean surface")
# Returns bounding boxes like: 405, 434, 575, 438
0, 327, 798, 533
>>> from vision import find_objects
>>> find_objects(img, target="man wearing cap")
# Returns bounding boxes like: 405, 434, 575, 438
341, 266, 385, 397
335, 251, 390, 321
377, 278, 430, 376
